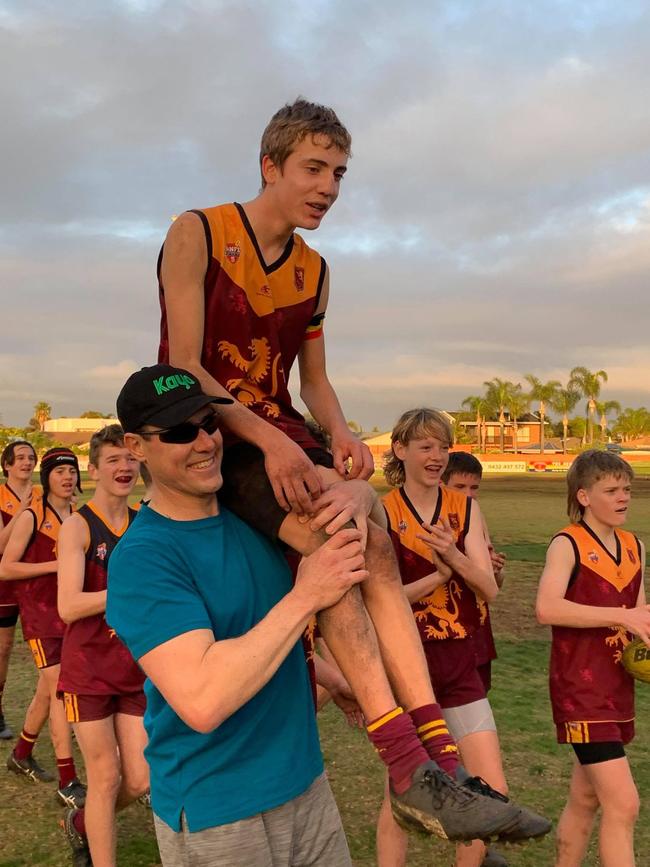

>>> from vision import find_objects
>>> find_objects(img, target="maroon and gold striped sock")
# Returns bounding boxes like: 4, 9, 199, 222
410, 703, 459, 775
366, 707, 430, 794
57, 757, 77, 789
14, 728, 38, 760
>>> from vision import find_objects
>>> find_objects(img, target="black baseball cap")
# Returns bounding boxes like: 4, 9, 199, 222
117, 364, 233, 433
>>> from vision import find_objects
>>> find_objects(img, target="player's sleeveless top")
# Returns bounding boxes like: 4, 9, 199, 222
157, 203, 327, 450
383, 486, 481, 641
59, 504, 144, 695
549, 522, 641, 727
0, 484, 43, 608
15, 501, 66, 641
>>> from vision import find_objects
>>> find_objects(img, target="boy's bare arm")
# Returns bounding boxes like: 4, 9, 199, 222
0, 510, 56, 580
419, 501, 498, 603
536, 535, 650, 644
57, 514, 106, 623
296, 270, 374, 481
161, 212, 322, 514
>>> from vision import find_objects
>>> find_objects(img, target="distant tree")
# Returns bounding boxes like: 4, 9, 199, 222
80, 410, 113, 419
613, 408, 650, 442
28, 401, 52, 432
462, 395, 489, 452
568, 416, 587, 442
568, 367, 608, 445
524, 375, 561, 454
595, 400, 621, 441
483, 378, 518, 452
346, 420, 361, 434
505, 388, 531, 455
549, 386, 581, 454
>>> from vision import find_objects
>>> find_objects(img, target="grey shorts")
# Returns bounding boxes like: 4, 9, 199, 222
153, 773, 351, 867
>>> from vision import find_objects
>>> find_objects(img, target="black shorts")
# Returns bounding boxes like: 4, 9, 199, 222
572, 741, 626, 765
219, 443, 334, 540
0, 606, 19, 629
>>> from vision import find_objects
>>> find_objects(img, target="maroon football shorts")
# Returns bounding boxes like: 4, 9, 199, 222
63, 690, 146, 723
28, 636, 62, 669
557, 719, 634, 746
423, 635, 486, 709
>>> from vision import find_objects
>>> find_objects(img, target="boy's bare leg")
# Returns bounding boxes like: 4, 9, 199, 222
279, 479, 435, 718
41, 665, 74, 760
23, 670, 50, 735
586, 757, 638, 867
454, 730, 507, 867
376, 774, 408, 867
555, 761, 599, 867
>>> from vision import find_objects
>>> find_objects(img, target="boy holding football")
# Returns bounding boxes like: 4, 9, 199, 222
536, 450, 650, 867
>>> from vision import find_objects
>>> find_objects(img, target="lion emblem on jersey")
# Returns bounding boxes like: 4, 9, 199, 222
96, 542, 107, 561
415, 579, 466, 640
398, 520, 408, 534
217, 337, 282, 418
605, 624, 631, 663
294, 267, 305, 291
448, 513, 460, 532
587, 550, 599, 564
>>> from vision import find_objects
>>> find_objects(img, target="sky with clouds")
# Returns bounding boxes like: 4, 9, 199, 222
2, 0, 649, 429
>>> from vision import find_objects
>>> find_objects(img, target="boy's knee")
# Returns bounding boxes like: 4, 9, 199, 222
604, 788, 639, 824
123, 773, 149, 801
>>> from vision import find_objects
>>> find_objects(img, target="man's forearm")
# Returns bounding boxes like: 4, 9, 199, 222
156, 588, 316, 733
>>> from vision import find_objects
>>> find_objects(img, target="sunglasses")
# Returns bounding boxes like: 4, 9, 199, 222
138, 412, 221, 445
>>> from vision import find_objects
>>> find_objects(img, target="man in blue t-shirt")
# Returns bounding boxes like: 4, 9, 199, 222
106, 364, 363, 866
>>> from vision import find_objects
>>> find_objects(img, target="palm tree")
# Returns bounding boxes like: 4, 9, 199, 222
483, 378, 517, 453
524, 375, 561, 454
595, 400, 621, 441
613, 408, 650, 442
505, 388, 530, 454
549, 387, 581, 453
462, 395, 488, 451
568, 367, 608, 445
32, 401, 52, 432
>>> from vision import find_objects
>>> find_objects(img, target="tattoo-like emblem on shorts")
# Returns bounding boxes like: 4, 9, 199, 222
448, 513, 460, 531
588, 550, 599, 563
398, 520, 408, 534
627, 548, 636, 564
225, 242, 241, 264
96, 542, 107, 561
294, 266, 305, 291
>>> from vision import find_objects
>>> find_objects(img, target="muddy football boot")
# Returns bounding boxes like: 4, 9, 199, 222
391, 761, 552, 843
61, 809, 92, 867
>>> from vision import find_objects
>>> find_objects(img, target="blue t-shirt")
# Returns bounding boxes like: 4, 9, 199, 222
106, 503, 323, 832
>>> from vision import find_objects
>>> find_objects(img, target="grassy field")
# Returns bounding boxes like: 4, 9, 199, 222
1, 474, 649, 865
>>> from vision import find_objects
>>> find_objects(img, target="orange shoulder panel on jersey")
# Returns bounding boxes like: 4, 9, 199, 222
198, 204, 324, 317
0, 484, 43, 523
556, 523, 641, 592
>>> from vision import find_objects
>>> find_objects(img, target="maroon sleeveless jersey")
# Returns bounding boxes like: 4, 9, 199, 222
158, 203, 327, 449
383, 486, 481, 642
59, 504, 145, 695
16, 501, 66, 640
549, 522, 641, 729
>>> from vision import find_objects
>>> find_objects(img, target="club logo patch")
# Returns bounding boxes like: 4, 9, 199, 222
225, 242, 240, 264
43, 521, 52, 530
96, 542, 107, 561
627, 548, 636, 564
294, 266, 305, 291
258, 284, 272, 297
588, 550, 599, 563
448, 513, 460, 531
398, 520, 408, 534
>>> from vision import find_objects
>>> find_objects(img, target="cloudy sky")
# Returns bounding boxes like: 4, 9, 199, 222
2, 0, 649, 429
